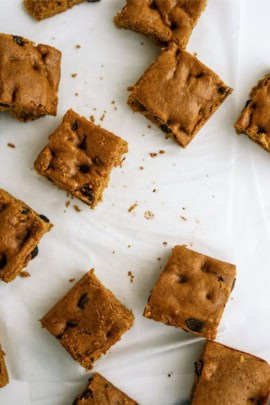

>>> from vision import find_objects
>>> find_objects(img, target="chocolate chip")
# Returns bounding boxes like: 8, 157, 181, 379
196, 72, 204, 78
72, 121, 78, 131
80, 185, 95, 202
39, 214, 50, 223
0, 253, 7, 269
258, 127, 266, 134
218, 86, 227, 95
21, 208, 30, 215
31, 246, 39, 259
0, 203, 6, 213
78, 293, 88, 309
160, 124, 172, 134
149, 1, 157, 9
86, 0, 101, 2
0, 103, 9, 107
231, 278, 236, 292
185, 318, 204, 332
66, 321, 78, 328
218, 275, 224, 282
79, 136, 87, 150
79, 165, 90, 174
179, 275, 188, 283
170, 22, 178, 30
12, 35, 24, 46
245, 99, 252, 108
81, 389, 93, 399
23, 229, 31, 243
195, 360, 204, 377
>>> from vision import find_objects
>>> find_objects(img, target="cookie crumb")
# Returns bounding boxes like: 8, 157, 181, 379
90, 115, 95, 123
168, 372, 173, 378
147, 125, 152, 129
69, 278, 75, 283
73, 205, 81, 212
75, 44, 81, 49
152, 189, 157, 193
163, 241, 168, 246
128, 244, 131, 248
128, 203, 138, 213
159, 150, 165, 154
180, 216, 187, 221
149, 152, 158, 158
139, 166, 144, 170
157, 257, 162, 261
127, 271, 135, 283
19, 271, 30, 278
71, 73, 77, 78
111, 100, 115, 105
100, 111, 106, 121
144, 211, 154, 220
112, 251, 116, 254
7, 143, 15, 148
65, 200, 71, 208
75, 92, 79, 96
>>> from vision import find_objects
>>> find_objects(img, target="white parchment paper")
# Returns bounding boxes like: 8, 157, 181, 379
1, 0, 269, 404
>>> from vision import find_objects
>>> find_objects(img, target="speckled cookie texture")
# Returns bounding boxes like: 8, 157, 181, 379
73, 373, 139, 404
143, 245, 236, 339
128, 43, 232, 148
0, 33, 61, 121
23, 0, 85, 20
235, 73, 270, 153
0, 345, 8, 388
191, 341, 270, 405
34, 109, 128, 208
0, 189, 53, 283
41, 269, 134, 370
114, 0, 207, 49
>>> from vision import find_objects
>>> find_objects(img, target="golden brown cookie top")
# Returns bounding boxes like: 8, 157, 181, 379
115, 0, 207, 48
192, 341, 270, 405
73, 373, 139, 404
24, 0, 85, 20
0, 33, 61, 121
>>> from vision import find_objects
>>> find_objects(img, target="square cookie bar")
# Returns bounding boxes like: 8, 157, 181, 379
0, 189, 53, 283
143, 245, 236, 339
41, 270, 134, 370
115, 0, 207, 49
34, 109, 128, 208
235, 73, 270, 153
24, 0, 85, 20
0, 345, 8, 388
128, 44, 232, 148
0, 33, 61, 122
73, 373, 138, 404
191, 341, 270, 405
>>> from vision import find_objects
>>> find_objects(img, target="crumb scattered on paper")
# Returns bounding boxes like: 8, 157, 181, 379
69, 278, 75, 283
180, 216, 187, 221
163, 241, 168, 246
7, 143, 15, 148
144, 211, 154, 220
128, 271, 135, 283
73, 205, 81, 212
19, 271, 30, 278
149, 152, 158, 158
71, 73, 77, 78
128, 203, 138, 213
75, 44, 81, 49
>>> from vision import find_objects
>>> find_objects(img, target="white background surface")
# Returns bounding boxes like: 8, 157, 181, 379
0, 0, 269, 404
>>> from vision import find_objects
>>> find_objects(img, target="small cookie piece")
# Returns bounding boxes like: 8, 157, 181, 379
235, 73, 270, 153
143, 245, 236, 339
0, 33, 61, 122
41, 269, 134, 370
0, 345, 8, 388
0, 189, 53, 283
128, 44, 232, 148
24, 0, 85, 20
73, 373, 138, 404
34, 109, 128, 208
115, 0, 207, 49
191, 341, 270, 405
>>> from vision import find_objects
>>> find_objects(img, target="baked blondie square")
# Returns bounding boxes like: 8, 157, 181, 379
0, 189, 53, 282
24, 0, 85, 20
235, 73, 270, 153
0, 33, 61, 121
191, 340, 270, 405
143, 245, 236, 339
128, 44, 232, 147
114, 0, 207, 49
73, 373, 138, 404
34, 109, 128, 208
41, 270, 134, 370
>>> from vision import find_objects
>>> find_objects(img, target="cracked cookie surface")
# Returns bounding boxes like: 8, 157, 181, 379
0, 189, 53, 282
41, 269, 134, 370
143, 245, 236, 339
34, 109, 128, 208
128, 44, 232, 148
0, 33, 61, 121
114, 0, 207, 49
24, 0, 85, 20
